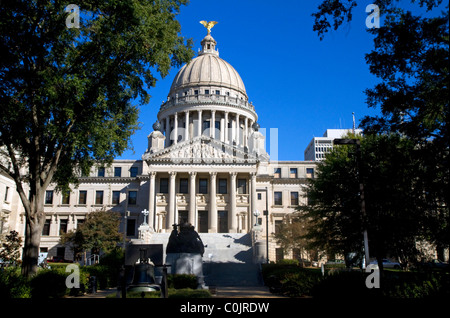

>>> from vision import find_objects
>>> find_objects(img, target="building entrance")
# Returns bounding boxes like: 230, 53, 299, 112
218, 211, 228, 233
198, 211, 208, 233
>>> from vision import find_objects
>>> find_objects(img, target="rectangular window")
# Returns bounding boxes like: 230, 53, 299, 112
203, 121, 210, 135
290, 168, 298, 178
4, 186, 9, 202
98, 167, 105, 177
291, 192, 299, 206
42, 219, 51, 236
218, 179, 227, 194
257, 193, 262, 200
275, 220, 283, 234
127, 219, 136, 236
160, 178, 169, 193
215, 90, 220, 95
179, 178, 188, 194
194, 90, 199, 95
78, 190, 87, 204
114, 167, 122, 177
61, 191, 70, 205
199, 179, 208, 194
95, 191, 104, 205
59, 219, 68, 235
112, 191, 121, 205
128, 191, 137, 205
237, 179, 247, 194
274, 191, 283, 206
306, 168, 314, 178
130, 167, 138, 177
45, 190, 53, 204
204, 89, 210, 95
274, 168, 281, 179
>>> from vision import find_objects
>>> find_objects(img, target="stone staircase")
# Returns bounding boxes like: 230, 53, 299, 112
147, 232, 262, 287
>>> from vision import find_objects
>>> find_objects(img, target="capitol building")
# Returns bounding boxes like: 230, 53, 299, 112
1, 26, 317, 265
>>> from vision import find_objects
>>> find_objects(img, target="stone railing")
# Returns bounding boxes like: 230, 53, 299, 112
160, 94, 255, 113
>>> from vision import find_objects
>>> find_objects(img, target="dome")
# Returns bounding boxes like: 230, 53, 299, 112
168, 34, 247, 99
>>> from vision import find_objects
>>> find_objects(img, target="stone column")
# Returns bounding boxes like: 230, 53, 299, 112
184, 111, 190, 141
173, 112, 178, 145
189, 172, 197, 227
235, 114, 240, 147
220, 115, 225, 142
197, 110, 203, 137
165, 117, 170, 147
224, 112, 229, 144
168, 171, 177, 229
210, 110, 216, 139
244, 117, 249, 148
229, 172, 237, 232
209, 172, 217, 233
250, 172, 257, 229
148, 171, 156, 230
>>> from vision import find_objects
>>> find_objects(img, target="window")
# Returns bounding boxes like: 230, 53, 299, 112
274, 191, 282, 206
126, 219, 136, 236
275, 248, 284, 262
59, 219, 68, 235
45, 190, 53, 204
179, 178, 188, 194
78, 191, 87, 204
42, 219, 51, 236
218, 179, 227, 194
205, 89, 210, 95
95, 191, 104, 205
114, 167, 122, 177
62, 191, 70, 205
130, 167, 138, 177
290, 168, 298, 178
306, 168, 314, 178
237, 179, 247, 194
275, 220, 283, 234
199, 179, 208, 194
291, 192, 299, 206
257, 193, 262, 200
98, 167, 105, 177
274, 168, 281, 178
128, 191, 137, 205
215, 90, 220, 95
160, 178, 168, 193
4, 186, 9, 202
203, 121, 210, 135
112, 191, 121, 205
194, 90, 199, 95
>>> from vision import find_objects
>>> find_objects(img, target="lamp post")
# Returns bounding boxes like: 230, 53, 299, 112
253, 209, 260, 226
264, 187, 269, 264
333, 138, 370, 268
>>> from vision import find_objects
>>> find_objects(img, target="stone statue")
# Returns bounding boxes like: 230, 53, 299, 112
166, 223, 204, 256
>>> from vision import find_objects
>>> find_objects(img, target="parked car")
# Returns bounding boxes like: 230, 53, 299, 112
418, 259, 450, 271
369, 259, 401, 269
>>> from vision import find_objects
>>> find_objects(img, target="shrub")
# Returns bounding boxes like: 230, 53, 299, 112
277, 259, 300, 266
0, 267, 31, 298
30, 268, 68, 298
168, 274, 198, 289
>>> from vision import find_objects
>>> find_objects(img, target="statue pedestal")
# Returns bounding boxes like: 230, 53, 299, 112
138, 225, 153, 244
166, 253, 205, 288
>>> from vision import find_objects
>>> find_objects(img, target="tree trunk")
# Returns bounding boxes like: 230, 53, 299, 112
21, 194, 46, 277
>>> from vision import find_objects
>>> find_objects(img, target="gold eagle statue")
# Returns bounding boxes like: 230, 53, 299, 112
199, 20, 218, 35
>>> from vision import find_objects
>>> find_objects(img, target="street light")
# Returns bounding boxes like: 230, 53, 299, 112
333, 138, 370, 268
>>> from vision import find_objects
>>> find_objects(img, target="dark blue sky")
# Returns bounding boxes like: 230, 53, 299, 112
117, 0, 441, 161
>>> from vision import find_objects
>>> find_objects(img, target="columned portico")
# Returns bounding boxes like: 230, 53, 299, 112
208, 172, 217, 232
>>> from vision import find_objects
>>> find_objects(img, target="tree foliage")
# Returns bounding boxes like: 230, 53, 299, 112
0, 0, 194, 276
61, 209, 122, 258
0, 231, 23, 266
311, 0, 449, 259
298, 134, 430, 267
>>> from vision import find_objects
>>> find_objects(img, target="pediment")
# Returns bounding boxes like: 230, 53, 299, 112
142, 136, 265, 164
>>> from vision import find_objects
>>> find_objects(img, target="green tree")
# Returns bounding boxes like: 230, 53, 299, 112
61, 209, 122, 263
0, 0, 194, 277
0, 231, 23, 266
312, 0, 449, 259
298, 134, 426, 269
